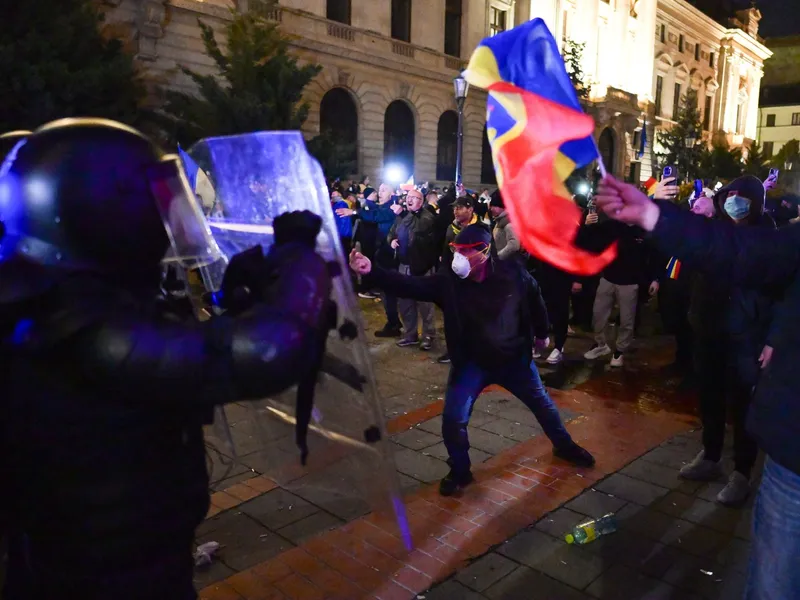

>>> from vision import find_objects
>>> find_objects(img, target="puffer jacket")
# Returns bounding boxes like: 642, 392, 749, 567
492, 211, 524, 261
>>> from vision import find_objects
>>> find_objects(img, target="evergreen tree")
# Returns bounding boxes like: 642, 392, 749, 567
160, 2, 321, 146
744, 142, 769, 180
0, 0, 146, 132
698, 139, 743, 182
305, 132, 357, 181
771, 139, 800, 170
655, 89, 703, 180
563, 40, 590, 102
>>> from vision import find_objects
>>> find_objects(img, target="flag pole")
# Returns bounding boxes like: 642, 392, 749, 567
597, 156, 608, 179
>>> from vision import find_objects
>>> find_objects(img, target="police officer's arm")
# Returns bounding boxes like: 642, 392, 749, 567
524, 272, 550, 339
70, 247, 331, 404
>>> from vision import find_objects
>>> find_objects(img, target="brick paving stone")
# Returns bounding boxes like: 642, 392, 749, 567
734, 509, 752, 541
662, 551, 747, 599
620, 506, 728, 558
585, 563, 693, 600
582, 528, 683, 579
194, 560, 237, 589
496, 529, 563, 567
239, 489, 319, 530
286, 466, 372, 521
392, 448, 451, 483
454, 552, 518, 592
276, 511, 344, 545
593, 474, 670, 506
714, 537, 751, 574
423, 579, 487, 600
422, 442, 492, 466
534, 543, 610, 589
650, 491, 746, 535
484, 565, 589, 600
620, 457, 702, 494
462, 428, 519, 455
479, 418, 542, 441
638, 445, 695, 470
534, 507, 586, 538
416, 412, 497, 435
390, 429, 442, 450
565, 489, 627, 518
196, 511, 294, 572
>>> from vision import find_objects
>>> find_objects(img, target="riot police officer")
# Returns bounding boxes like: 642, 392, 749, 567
0, 119, 332, 599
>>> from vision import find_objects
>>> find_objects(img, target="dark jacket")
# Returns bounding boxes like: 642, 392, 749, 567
0, 270, 323, 597
577, 219, 660, 286
389, 207, 438, 275
365, 259, 549, 368
356, 200, 397, 267
649, 201, 798, 473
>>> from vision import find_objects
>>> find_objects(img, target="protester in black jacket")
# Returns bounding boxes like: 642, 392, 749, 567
677, 176, 780, 506
349, 225, 595, 497
595, 175, 800, 600
388, 189, 439, 350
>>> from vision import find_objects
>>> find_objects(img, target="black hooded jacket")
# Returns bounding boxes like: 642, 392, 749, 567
365, 258, 549, 369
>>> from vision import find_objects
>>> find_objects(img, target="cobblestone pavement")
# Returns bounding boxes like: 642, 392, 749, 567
194, 300, 740, 599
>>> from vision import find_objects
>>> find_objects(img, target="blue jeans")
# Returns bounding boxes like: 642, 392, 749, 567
746, 456, 800, 599
382, 291, 401, 328
442, 359, 573, 475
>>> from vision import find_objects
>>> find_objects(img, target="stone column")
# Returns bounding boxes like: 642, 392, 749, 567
745, 68, 763, 140
136, 0, 167, 62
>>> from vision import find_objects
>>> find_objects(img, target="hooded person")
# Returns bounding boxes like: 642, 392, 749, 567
676, 175, 781, 506
489, 190, 525, 262
348, 224, 595, 496
0, 119, 333, 599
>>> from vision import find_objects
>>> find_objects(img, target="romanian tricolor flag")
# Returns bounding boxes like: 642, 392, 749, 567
666, 257, 681, 280
463, 19, 616, 275
644, 177, 659, 197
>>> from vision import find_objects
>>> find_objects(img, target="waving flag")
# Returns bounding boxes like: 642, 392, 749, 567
463, 19, 616, 275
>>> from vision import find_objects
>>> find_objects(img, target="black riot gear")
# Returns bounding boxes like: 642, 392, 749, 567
0, 119, 333, 599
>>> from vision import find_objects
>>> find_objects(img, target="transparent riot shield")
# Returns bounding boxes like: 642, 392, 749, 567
191, 132, 410, 547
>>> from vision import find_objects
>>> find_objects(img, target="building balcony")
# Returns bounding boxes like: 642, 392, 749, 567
267, 7, 467, 79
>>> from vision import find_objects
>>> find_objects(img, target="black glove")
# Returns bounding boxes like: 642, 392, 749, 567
273, 210, 322, 249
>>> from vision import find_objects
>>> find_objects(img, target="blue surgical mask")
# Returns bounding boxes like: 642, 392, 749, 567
723, 195, 751, 220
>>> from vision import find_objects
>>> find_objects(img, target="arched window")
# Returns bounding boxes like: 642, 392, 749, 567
598, 128, 616, 175
384, 100, 415, 177
481, 125, 497, 184
319, 87, 359, 172
436, 111, 458, 181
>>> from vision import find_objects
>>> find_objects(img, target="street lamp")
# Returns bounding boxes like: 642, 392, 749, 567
453, 75, 469, 184
683, 133, 698, 180
684, 134, 697, 148
785, 160, 794, 171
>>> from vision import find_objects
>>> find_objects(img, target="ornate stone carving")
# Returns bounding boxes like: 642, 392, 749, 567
137, 0, 168, 62
630, 0, 641, 18
338, 70, 351, 87
398, 82, 410, 99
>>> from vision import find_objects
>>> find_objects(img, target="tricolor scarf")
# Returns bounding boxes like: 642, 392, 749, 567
665, 257, 681, 280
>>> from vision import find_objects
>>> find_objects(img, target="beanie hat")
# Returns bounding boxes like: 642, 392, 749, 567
362, 187, 377, 199
489, 190, 504, 208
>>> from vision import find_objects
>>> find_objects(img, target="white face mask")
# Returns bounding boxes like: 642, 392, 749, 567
451, 252, 472, 279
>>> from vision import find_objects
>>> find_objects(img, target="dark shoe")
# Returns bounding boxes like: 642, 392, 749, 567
420, 336, 433, 351
439, 470, 474, 496
396, 337, 420, 348
437, 353, 451, 364
375, 324, 402, 338
554, 443, 595, 467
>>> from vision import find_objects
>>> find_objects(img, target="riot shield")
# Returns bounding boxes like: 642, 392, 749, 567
191, 132, 410, 547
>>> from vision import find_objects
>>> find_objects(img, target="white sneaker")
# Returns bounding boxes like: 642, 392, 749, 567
716, 471, 750, 507
679, 450, 723, 481
584, 344, 612, 360
546, 348, 564, 364
610, 352, 624, 368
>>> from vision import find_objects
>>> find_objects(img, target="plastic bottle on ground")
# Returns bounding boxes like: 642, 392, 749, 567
565, 513, 618, 545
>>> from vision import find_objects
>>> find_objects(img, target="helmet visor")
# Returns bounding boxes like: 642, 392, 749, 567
147, 156, 222, 269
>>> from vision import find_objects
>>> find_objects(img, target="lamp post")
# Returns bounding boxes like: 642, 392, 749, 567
684, 133, 698, 180
453, 75, 469, 184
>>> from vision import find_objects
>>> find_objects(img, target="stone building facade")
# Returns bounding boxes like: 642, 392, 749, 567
103, 0, 771, 186
652, 2, 771, 169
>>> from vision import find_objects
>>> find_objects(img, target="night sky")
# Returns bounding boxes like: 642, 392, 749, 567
748, 0, 800, 38
690, 0, 800, 38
